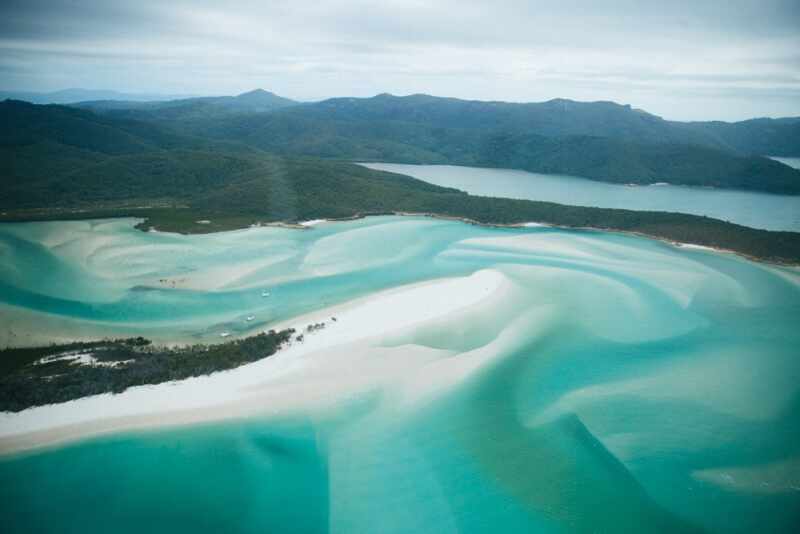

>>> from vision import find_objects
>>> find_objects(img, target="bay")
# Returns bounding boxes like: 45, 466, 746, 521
362, 163, 800, 232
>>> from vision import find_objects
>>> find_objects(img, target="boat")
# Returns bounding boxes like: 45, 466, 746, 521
220, 332, 231, 338
246, 315, 255, 321
261, 290, 271, 297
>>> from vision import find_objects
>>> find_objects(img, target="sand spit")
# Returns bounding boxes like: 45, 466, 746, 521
0, 270, 508, 455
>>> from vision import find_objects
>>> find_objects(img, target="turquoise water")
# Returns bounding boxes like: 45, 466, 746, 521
362, 163, 800, 231
1, 216, 799, 533
0, 217, 494, 345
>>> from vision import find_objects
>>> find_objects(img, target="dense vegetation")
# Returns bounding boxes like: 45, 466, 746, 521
81, 92, 800, 193
149, 193, 800, 264
5, 96, 800, 198
0, 330, 293, 412
467, 133, 799, 192
2, 99, 800, 264
683, 117, 800, 157
1, 99, 275, 208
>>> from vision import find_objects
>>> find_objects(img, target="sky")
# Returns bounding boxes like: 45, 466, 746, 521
0, 0, 798, 121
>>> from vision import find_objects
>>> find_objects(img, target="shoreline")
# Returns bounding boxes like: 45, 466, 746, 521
399, 211, 799, 267
358, 161, 800, 197
0, 269, 509, 456
2, 209, 798, 267
0, 212, 793, 350
289, 211, 800, 268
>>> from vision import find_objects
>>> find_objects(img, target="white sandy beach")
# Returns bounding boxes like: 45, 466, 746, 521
299, 219, 327, 227
0, 269, 510, 455
674, 243, 718, 252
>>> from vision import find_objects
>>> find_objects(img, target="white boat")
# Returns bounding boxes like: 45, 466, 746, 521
220, 332, 231, 338
246, 315, 255, 321
261, 290, 271, 297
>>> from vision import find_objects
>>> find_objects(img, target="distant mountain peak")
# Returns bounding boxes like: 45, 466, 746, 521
545, 97, 576, 105
237, 88, 274, 97
234, 89, 296, 108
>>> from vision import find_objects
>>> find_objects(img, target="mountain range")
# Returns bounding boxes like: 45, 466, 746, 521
0, 88, 194, 105
76, 89, 298, 120
65, 90, 800, 193
75, 90, 800, 154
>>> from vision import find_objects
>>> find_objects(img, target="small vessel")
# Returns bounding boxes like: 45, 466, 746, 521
246, 315, 255, 321
220, 332, 231, 338
261, 290, 271, 297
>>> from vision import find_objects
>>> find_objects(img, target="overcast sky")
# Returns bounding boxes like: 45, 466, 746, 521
1, 0, 798, 120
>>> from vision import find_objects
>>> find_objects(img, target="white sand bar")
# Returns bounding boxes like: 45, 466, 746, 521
0, 269, 508, 455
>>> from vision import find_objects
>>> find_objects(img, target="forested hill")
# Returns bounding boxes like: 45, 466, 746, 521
0, 99, 250, 207
296, 93, 800, 155
2, 100, 800, 264
76, 89, 299, 120
0, 99, 458, 210
84, 91, 800, 155
171, 111, 800, 193
79, 92, 800, 194
682, 117, 800, 157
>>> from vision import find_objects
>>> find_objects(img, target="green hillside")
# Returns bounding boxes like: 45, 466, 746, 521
0, 100, 462, 212
83, 91, 800, 155
76, 89, 299, 121
472, 133, 800, 192
101, 93, 794, 193
61, 92, 800, 192
2, 100, 800, 264
683, 117, 800, 156
0, 100, 269, 207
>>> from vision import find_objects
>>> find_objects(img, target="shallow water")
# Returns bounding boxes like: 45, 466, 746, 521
362, 163, 800, 231
0, 217, 504, 345
1, 216, 799, 533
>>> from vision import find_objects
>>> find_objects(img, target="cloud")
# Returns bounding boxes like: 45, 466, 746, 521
0, 0, 798, 120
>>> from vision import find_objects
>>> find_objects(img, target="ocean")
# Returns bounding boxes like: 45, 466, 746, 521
1, 216, 798, 533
